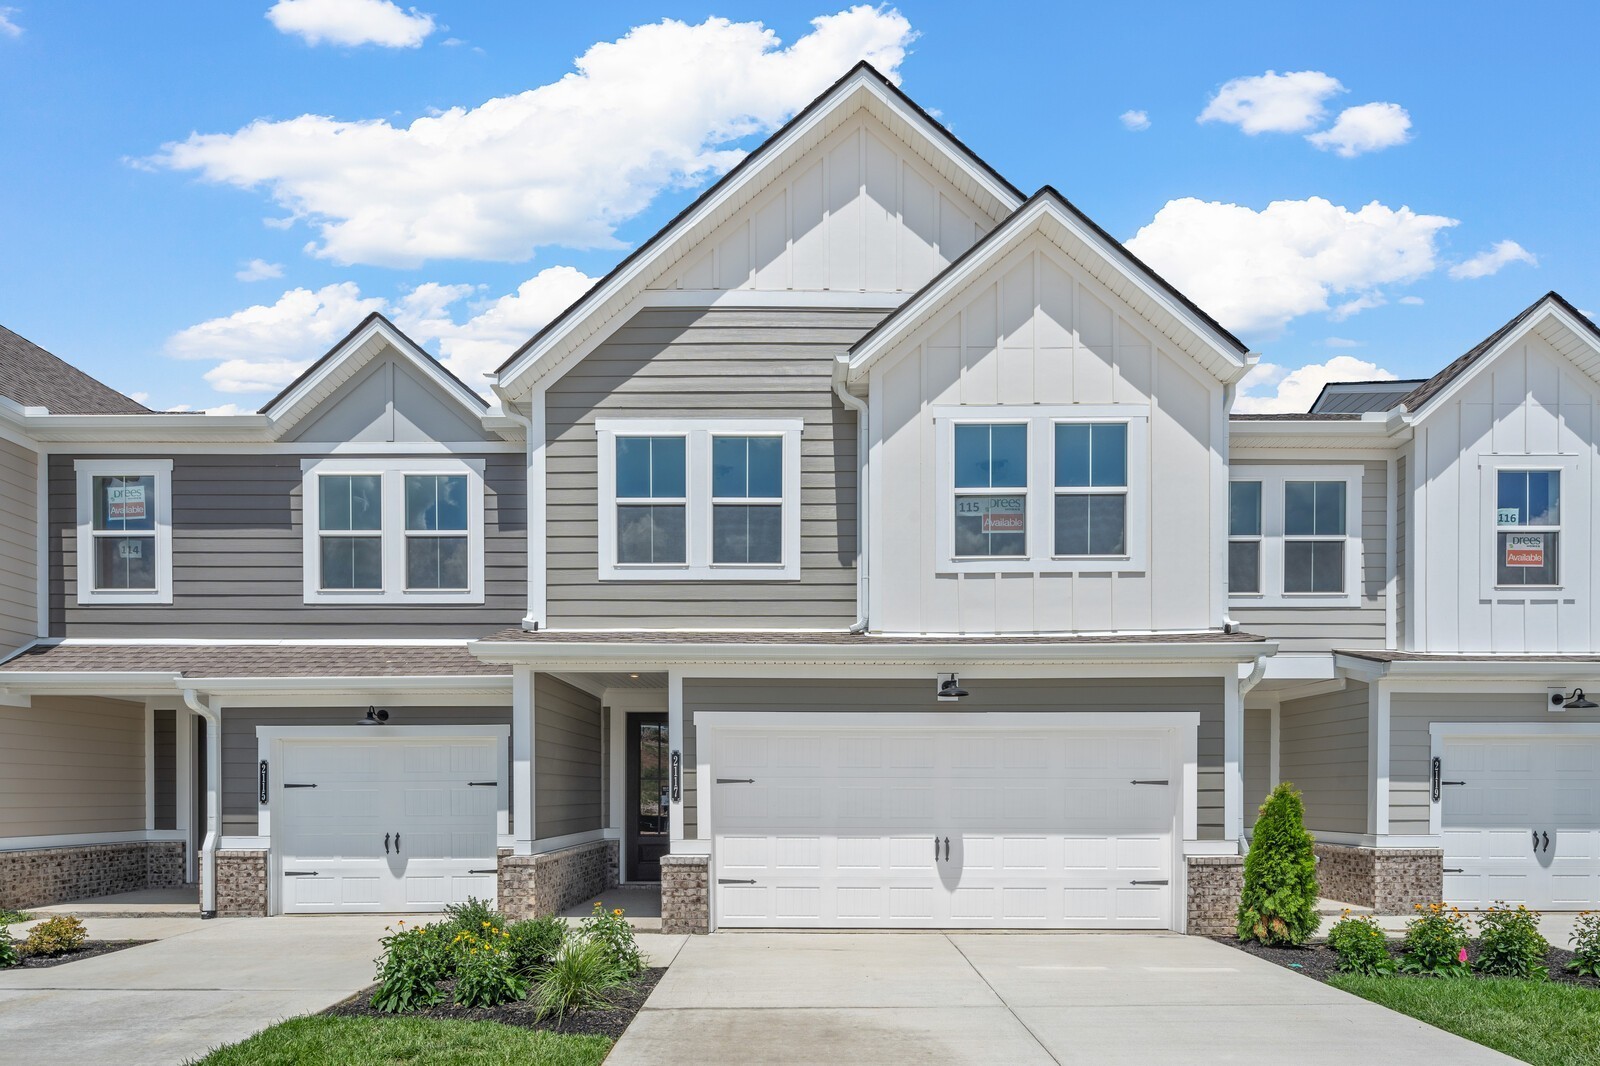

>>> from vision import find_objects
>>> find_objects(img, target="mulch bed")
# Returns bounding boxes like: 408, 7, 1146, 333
324, 966, 665, 1040
13, 940, 151, 969
1219, 938, 1600, 989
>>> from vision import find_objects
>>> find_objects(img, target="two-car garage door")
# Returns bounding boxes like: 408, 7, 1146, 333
709, 720, 1182, 929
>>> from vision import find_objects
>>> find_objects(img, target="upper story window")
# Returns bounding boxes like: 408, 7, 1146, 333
1228, 466, 1362, 607
1495, 469, 1560, 587
596, 418, 802, 581
302, 458, 484, 605
75, 459, 173, 605
934, 405, 1149, 574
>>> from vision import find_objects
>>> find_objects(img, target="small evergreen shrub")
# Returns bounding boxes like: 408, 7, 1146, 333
1568, 911, 1600, 978
443, 897, 503, 937
505, 916, 566, 977
533, 937, 626, 1020
1326, 912, 1395, 976
1399, 903, 1472, 977
1475, 903, 1548, 980
1236, 783, 1320, 946
579, 902, 643, 976
22, 915, 86, 957
452, 928, 528, 1009
369, 922, 450, 1013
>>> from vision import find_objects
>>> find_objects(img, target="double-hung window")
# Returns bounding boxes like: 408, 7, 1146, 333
303, 458, 484, 604
597, 419, 802, 580
1495, 469, 1560, 587
75, 459, 173, 605
1228, 466, 1361, 605
934, 406, 1149, 573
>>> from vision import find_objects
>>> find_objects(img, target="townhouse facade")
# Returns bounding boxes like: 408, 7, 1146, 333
0, 64, 1595, 935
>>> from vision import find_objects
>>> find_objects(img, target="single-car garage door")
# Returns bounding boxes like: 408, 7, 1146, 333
1442, 735, 1600, 910
707, 719, 1182, 929
276, 736, 500, 914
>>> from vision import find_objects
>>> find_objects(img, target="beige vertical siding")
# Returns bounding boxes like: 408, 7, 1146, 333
0, 696, 144, 836
1278, 682, 1369, 835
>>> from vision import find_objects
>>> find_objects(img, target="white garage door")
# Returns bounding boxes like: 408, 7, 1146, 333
277, 737, 500, 914
1442, 735, 1600, 910
710, 724, 1178, 929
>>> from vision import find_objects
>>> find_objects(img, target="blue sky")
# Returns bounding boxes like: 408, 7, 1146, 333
0, 1, 1593, 412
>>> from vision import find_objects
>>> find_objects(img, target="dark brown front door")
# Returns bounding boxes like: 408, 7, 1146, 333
625, 713, 669, 882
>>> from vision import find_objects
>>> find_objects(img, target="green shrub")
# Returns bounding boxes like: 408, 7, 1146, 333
533, 936, 626, 1020
22, 915, 86, 957
579, 902, 643, 976
1568, 911, 1600, 978
443, 897, 503, 937
1399, 903, 1472, 977
0, 909, 31, 925
369, 922, 450, 1013
1236, 783, 1320, 946
505, 916, 566, 977
1475, 903, 1548, 980
452, 928, 529, 1008
1327, 912, 1395, 976
0, 927, 18, 969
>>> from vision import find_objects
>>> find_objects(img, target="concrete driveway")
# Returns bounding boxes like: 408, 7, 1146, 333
608, 932, 1515, 1065
0, 915, 394, 1066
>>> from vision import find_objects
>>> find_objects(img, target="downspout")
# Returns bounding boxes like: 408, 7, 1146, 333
182, 688, 221, 919
491, 383, 539, 632
1239, 653, 1268, 696
832, 360, 869, 633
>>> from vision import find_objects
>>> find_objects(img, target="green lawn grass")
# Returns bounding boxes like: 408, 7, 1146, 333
1329, 975, 1600, 1066
187, 1015, 613, 1066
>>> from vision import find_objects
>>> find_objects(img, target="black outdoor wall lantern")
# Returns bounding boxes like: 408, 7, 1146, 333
937, 673, 969, 702
359, 706, 392, 725
1551, 688, 1597, 710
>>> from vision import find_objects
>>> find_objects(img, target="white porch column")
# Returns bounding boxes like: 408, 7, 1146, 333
512, 666, 535, 855
1367, 680, 1391, 837
1224, 669, 1244, 843
668, 669, 684, 847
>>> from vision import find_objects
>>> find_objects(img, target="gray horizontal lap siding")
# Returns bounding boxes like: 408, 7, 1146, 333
1229, 459, 1388, 652
0, 436, 37, 650
1278, 682, 1368, 836
681, 677, 1225, 840
49, 453, 526, 637
535, 675, 602, 840
545, 307, 875, 628
1244, 706, 1270, 828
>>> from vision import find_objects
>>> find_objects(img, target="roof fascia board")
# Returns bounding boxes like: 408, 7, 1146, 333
847, 195, 1250, 386
1335, 653, 1600, 682
494, 68, 1026, 398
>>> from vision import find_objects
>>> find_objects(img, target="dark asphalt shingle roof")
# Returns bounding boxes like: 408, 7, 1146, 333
477, 628, 1266, 646
0, 325, 150, 414
0, 643, 509, 678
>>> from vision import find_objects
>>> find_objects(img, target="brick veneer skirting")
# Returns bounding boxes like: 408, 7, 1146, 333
1186, 855, 1244, 936
1314, 844, 1443, 914
205, 850, 268, 916
661, 854, 710, 935
498, 839, 619, 919
0, 841, 187, 911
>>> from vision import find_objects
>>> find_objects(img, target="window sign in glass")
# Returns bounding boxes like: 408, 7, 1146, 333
954, 423, 1027, 557
1497, 469, 1560, 586
91, 474, 158, 590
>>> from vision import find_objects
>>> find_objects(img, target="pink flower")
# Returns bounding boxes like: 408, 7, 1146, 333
1458, 948, 1468, 963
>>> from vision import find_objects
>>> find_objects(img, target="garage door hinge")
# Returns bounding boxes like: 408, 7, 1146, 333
1130, 779, 1169, 786
718, 878, 757, 885
1129, 879, 1169, 886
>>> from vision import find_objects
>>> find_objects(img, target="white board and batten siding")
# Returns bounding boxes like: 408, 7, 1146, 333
648, 113, 994, 296
869, 236, 1223, 634
1408, 329, 1600, 653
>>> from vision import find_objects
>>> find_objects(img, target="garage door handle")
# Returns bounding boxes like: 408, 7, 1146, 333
468, 781, 497, 787
284, 871, 319, 877
1130, 879, 1169, 886
395, 832, 400, 854
1130, 779, 1169, 786
1444, 868, 1464, 874
284, 783, 317, 788
1543, 831, 1550, 853
1441, 780, 1466, 786
468, 869, 497, 875
944, 836, 950, 862
385, 832, 390, 854
718, 878, 756, 885
717, 778, 755, 784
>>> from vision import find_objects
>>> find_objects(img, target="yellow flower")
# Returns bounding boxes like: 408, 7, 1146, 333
613, 908, 624, 917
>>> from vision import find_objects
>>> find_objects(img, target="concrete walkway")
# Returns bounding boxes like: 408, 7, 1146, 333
607, 932, 1515, 1065
0, 915, 395, 1066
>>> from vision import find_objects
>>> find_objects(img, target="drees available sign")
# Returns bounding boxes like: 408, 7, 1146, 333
1505, 532, 1545, 567
957, 495, 1025, 532
106, 484, 146, 521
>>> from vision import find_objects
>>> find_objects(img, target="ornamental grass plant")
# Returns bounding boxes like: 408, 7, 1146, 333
1236, 783, 1319, 946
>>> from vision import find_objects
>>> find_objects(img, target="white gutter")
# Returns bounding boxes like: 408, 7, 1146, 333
491, 382, 542, 631
1239, 653, 1269, 696
182, 688, 221, 919
832, 361, 870, 633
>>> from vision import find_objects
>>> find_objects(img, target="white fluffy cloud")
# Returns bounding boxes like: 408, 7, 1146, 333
1449, 239, 1538, 280
165, 268, 596, 395
266, 0, 436, 48
0, 8, 20, 37
235, 258, 285, 281
1324, 337, 1363, 348
1199, 70, 1345, 134
1234, 355, 1398, 414
152, 7, 914, 267
1125, 196, 1457, 334
1120, 109, 1150, 131
1307, 102, 1412, 157
1398, 295, 1425, 305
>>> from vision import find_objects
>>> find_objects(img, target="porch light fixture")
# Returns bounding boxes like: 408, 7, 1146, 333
359, 706, 391, 725
1553, 688, 1598, 710
937, 673, 968, 702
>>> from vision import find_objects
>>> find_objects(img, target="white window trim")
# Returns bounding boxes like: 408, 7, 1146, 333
1479, 454, 1579, 597
301, 457, 485, 605
75, 458, 173, 606
596, 418, 803, 581
932, 405, 1150, 574
1229, 465, 1362, 608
